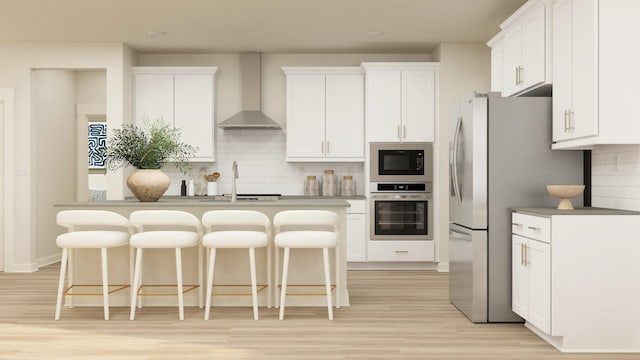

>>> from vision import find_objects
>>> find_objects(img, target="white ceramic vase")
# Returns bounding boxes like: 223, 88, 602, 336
127, 169, 170, 202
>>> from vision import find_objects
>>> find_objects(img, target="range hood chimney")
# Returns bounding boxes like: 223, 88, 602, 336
218, 52, 281, 129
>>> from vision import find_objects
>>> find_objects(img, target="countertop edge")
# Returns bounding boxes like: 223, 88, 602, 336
511, 207, 640, 216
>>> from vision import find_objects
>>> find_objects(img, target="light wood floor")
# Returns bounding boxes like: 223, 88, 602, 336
0, 264, 636, 359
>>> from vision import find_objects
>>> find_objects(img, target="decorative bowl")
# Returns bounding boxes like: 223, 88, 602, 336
546, 185, 585, 210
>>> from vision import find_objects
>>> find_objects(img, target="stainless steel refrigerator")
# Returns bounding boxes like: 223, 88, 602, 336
448, 93, 583, 323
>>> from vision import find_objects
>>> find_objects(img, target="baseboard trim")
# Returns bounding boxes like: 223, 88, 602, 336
37, 253, 61, 268
436, 262, 449, 272
347, 262, 437, 270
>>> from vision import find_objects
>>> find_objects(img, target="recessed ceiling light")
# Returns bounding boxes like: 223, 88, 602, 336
367, 31, 385, 37
146, 31, 167, 37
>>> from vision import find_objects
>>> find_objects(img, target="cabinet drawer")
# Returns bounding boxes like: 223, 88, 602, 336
346, 200, 366, 214
367, 240, 434, 262
512, 213, 550, 243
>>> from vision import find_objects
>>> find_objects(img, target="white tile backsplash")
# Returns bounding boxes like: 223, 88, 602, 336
163, 129, 364, 196
591, 145, 640, 211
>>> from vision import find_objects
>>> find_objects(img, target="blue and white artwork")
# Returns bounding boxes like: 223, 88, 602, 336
88, 122, 107, 169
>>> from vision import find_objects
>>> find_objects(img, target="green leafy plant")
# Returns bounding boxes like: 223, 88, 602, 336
104, 118, 197, 175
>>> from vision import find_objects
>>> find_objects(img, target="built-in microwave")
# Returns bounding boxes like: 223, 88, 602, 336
369, 143, 433, 183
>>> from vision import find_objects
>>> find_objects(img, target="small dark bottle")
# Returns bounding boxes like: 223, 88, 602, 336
180, 180, 187, 196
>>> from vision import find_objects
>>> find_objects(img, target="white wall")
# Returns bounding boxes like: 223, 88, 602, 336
33, 70, 77, 264
432, 43, 491, 270
592, 145, 640, 210
138, 53, 430, 196
0, 42, 130, 271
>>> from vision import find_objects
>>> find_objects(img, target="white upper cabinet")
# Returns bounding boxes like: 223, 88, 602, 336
362, 63, 439, 143
551, 0, 640, 149
487, 33, 505, 93
283, 67, 364, 162
133, 66, 217, 162
498, 0, 552, 97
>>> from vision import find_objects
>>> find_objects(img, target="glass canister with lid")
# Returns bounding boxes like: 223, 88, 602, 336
304, 175, 320, 196
341, 175, 355, 196
322, 169, 338, 196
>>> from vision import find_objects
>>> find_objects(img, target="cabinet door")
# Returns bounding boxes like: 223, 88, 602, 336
512, 235, 528, 318
570, 0, 598, 139
503, 26, 522, 96
402, 71, 435, 142
520, 5, 546, 90
366, 71, 402, 142
134, 74, 174, 126
285, 74, 326, 159
174, 74, 214, 161
346, 213, 366, 262
527, 239, 551, 334
552, 0, 573, 141
325, 74, 364, 159
490, 41, 504, 93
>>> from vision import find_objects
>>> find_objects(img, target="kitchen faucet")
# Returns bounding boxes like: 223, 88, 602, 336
231, 161, 238, 202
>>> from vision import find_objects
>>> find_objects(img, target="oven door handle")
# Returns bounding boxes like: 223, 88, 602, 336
371, 194, 432, 200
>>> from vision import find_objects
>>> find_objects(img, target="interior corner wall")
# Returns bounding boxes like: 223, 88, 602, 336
434, 43, 491, 270
33, 70, 77, 265
0, 42, 127, 272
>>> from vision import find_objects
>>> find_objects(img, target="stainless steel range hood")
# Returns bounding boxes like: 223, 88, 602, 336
218, 52, 281, 129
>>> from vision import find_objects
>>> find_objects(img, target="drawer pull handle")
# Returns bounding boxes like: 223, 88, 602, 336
527, 226, 540, 231
395, 250, 409, 253
512, 222, 522, 226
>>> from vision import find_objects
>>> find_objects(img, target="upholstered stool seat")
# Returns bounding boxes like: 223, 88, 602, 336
129, 210, 203, 321
201, 210, 271, 320
54, 210, 131, 321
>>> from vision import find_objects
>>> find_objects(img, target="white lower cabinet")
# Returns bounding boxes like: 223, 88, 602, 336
367, 240, 434, 262
512, 234, 551, 333
511, 209, 640, 352
346, 200, 366, 262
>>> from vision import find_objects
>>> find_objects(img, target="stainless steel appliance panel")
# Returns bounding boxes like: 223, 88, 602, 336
449, 93, 584, 323
449, 96, 488, 229
370, 142, 433, 183
370, 193, 432, 240
448, 223, 487, 323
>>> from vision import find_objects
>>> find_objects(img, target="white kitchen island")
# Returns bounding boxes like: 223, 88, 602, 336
54, 197, 351, 308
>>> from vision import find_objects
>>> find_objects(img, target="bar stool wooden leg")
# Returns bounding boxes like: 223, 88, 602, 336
279, 247, 290, 320
267, 244, 272, 309
101, 248, 110, 320
204, 248, 217, 320
198, 245, 204, 309
335, 247, 340, 309
323, 248, 334, 320
55, 248, 69, 320
275, 246, 280, 309
175, 248, 185, 321
249, 248, 259, 320
130, 248, 143, 320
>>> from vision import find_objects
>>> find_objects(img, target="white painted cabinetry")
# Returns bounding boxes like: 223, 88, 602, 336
282, 67, 364, 162
492, 0, 552, 97
551, 0, 640, 149
511, 213, 551, 334
511, 209, 640, 352
487, 33, 504, 93
133, 66, 217, 162
346, 200, 366, 262
361, 63, 439, 143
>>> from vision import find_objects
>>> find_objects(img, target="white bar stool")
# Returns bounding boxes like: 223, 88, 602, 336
274, 210, 340, 320
129, 210, 203, 320
55, 210, 131, 320
201, 210, 271, 320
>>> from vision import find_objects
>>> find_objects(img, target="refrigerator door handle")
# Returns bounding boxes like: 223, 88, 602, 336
449, 226, 471, 238
452, 115, 463, 205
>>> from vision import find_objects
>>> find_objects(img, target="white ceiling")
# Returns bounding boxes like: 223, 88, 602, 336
0, 0, 526, 53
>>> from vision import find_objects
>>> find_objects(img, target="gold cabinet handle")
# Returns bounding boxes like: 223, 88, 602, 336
524, 245, 529, 266
520, 243, 525, 266
403, 125, 406, 139
397, 125, 401, 140
321, 141, 325, 154
564, 110, 569, 132
568, 110, 575, 131
527, 226, 540, 231
327, 141, 330, 154
515, 66, 519, 86
518, 66, 524, 85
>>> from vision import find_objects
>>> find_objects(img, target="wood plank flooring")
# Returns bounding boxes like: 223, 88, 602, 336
0, 264, 636, 359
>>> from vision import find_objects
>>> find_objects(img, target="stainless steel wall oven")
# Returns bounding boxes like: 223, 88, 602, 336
369, 183, 433, 241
